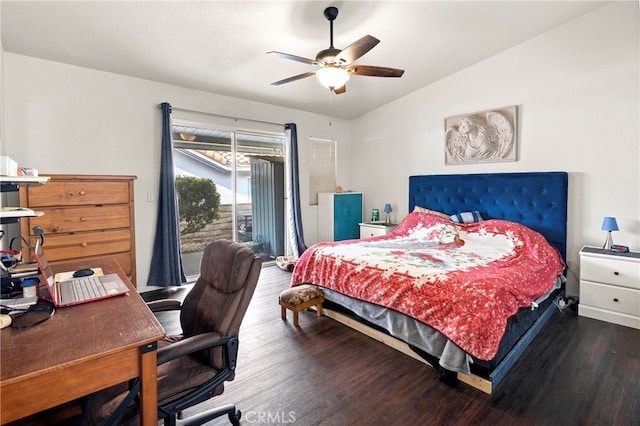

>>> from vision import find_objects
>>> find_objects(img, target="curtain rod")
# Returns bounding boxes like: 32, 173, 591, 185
158, 104, 285, 128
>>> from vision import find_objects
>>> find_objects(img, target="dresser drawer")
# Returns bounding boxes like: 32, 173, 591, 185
24, 180, 131, 207
580, 255, 640, 290
43, 229, 132, 261
580, 281, 640, 317
26, 205, 131, 234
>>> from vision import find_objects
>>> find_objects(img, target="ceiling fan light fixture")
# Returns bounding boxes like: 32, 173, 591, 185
316, 66, 350, 90
269, 6, 403, 93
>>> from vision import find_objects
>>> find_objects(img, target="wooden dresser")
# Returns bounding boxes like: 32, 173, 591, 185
20, 174, 137, 286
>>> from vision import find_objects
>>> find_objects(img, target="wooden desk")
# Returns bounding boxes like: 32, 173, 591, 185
0, 257, 165, 425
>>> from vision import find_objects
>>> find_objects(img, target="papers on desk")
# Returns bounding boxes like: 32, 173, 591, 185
0, 176, 49, 185
11, 262, 38, 274
54, 268, 104, 283
0, 296, 38, 310
4, 262, 38, 278
0, 207, 44, 218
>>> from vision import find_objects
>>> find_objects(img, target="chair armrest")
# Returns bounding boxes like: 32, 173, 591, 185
146, 299, 182, 313
157, 332, 237, 366
156, 333, 241, 417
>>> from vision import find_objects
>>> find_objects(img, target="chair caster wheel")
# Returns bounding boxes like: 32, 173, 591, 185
229, 409, 241, 425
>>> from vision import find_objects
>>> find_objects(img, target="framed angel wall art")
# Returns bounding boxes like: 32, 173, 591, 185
444, 105, 517, 165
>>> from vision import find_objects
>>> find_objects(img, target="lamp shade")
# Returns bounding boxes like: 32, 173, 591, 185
316, 66, 350, 90
601, 217, 619, 231
384, 203, 392, 213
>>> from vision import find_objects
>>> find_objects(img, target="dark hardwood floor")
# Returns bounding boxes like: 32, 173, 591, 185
142, 265, 640, 426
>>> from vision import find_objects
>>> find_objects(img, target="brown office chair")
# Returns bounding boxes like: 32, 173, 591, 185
84, 239, 262, 426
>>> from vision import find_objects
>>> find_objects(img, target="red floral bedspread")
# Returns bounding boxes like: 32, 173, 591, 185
291, 212, 565, 360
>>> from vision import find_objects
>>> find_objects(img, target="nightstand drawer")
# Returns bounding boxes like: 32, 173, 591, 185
363, 228, 386, 238
580, 256, 640, 290
359, 222, 397, 238
580, 281, 640, 316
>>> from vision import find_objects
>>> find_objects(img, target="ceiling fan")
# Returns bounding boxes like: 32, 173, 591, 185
267, 6, 404, 94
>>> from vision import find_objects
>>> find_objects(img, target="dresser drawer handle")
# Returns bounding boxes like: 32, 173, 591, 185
79, 190, 86, 196
80, 217, 86, 222
613, 271, 619, 276
613, 298, 619, 303
81, 242, 88, 247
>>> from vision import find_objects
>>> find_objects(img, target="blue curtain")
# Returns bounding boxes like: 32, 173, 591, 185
285, 123, 307, 258
147, 102, 186, 286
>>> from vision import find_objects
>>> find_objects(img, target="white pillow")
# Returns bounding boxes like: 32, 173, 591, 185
450, 211, 484, 223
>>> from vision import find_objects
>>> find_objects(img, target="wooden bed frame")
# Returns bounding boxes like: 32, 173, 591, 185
320, 171, 569, 394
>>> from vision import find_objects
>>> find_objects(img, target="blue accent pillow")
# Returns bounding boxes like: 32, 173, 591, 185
451, 211, 484, 223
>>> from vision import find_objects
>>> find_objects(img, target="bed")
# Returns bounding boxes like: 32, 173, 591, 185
291, 171, 568, 393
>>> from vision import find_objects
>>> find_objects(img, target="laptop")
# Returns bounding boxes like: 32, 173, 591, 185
32, 241, 130, 307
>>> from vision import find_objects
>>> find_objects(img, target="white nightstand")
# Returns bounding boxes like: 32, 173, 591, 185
359, 222, 397, 238
578, 246, 640, 329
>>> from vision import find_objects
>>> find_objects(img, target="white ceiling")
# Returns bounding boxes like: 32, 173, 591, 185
1, 1, 608, 120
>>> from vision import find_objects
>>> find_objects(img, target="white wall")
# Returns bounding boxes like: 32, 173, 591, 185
2, 54, 351, 290
350, 2, 639, 296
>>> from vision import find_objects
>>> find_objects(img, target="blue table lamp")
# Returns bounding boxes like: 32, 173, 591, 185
384, 203, 393, 224
601, 216, 619, 250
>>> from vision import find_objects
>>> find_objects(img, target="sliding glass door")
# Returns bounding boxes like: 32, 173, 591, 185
172, 124, 286, 278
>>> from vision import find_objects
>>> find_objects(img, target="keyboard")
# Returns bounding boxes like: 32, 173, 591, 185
60, 276, 107, 303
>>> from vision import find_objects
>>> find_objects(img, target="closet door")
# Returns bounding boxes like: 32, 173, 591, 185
334, 193, 362, 240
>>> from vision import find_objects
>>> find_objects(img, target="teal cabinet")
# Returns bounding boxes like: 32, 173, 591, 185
317, 192, 363, 241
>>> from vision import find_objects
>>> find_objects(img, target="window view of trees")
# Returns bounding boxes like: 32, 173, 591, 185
172, 124, 286, 278
175, 176, 221, 235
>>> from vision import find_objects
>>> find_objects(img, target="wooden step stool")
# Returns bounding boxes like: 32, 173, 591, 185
279, 284, 324, 326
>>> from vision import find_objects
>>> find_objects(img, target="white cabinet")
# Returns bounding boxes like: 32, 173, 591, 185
359, 222, 397, 238
578, 246, 640, 329
317, 192, 363, 242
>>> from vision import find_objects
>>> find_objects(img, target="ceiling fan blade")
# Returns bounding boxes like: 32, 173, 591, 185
335, 35, 380, 64
271, 71, 316, 86
347, 65, 405, 78
267, 51, 317, 65
332, 85, 346, 94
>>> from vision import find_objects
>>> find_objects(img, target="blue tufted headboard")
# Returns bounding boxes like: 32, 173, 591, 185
408, 172, 568, 260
